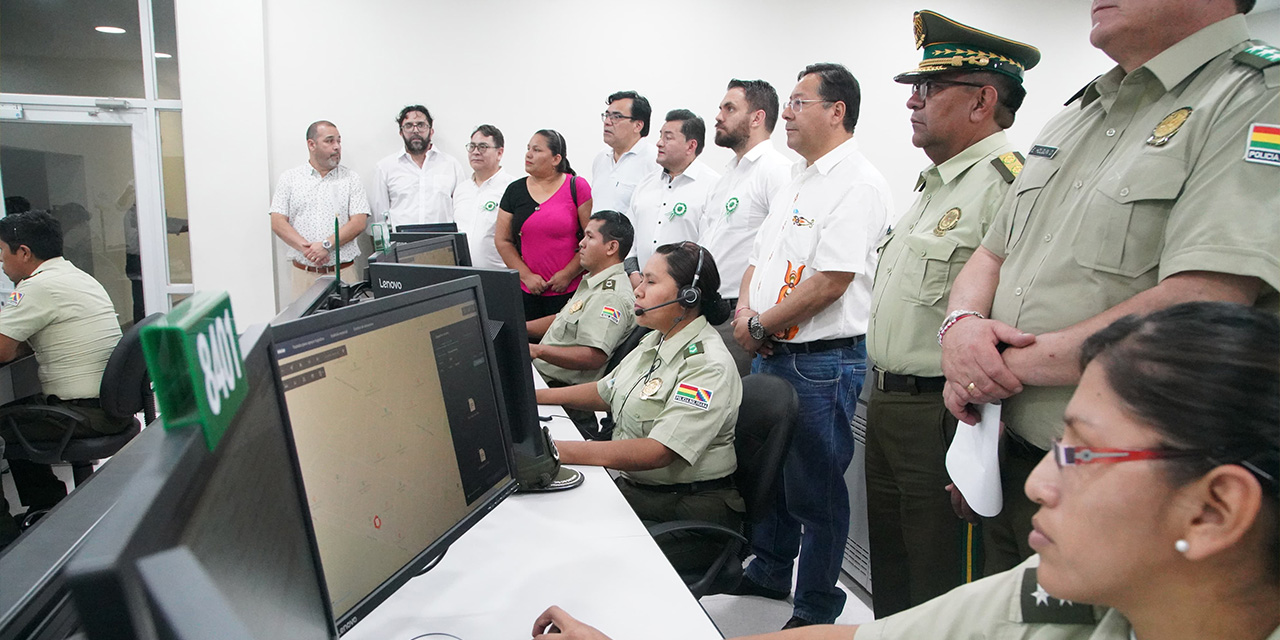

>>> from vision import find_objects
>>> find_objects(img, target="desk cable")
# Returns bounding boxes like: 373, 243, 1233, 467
407, 634, 464, 640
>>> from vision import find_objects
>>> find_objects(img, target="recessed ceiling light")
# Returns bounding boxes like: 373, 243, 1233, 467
95, 26, 127, 34
154, 52, 172, 59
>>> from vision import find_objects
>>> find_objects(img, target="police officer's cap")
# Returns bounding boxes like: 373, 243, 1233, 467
893, 10, 1041, 84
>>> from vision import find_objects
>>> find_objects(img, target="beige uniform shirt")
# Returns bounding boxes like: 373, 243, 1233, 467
857, 555, 1280, 640
0, 258, 121, 400
534, 262, 636, 385
981, 15, 1280, 449
597, 316, 741, 486
869, 131, 1018, 377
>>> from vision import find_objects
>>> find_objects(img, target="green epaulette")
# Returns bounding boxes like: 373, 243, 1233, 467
991, 151, 1025, 184
685, 341, 704, 357
602, 278, 617, 291
1234, 42, 1280, 70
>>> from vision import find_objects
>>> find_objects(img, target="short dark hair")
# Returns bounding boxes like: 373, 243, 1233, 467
588, 210, 634, 258
1082, 302, 1279, 496
534, 129, 575, 176
607, 90, 652, 137
727, 79, 781, 133
305, 120, 336, 141
5, 196, 32, 215
0, 210, 63, 260
396, 105, 432, 127
1237, 0, 1256, 13
664, 109, 706, 157
472, 124, 504, 149
798, 63, 861, 133
653, 242, 730, 325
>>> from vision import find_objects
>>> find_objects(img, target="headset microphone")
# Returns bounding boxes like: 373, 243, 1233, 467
634, 298, 681, 316
634, 244, 706, 316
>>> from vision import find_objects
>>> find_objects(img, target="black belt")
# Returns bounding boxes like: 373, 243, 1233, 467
51, 397, 102, 409
873, 367, 946, 394
623, 475, 735, 495
769, 335, 863, 356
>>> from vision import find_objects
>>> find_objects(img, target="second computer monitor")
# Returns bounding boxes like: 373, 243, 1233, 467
388, 231, 472, 267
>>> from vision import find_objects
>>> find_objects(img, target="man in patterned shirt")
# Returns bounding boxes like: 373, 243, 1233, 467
269, 120, 371, 301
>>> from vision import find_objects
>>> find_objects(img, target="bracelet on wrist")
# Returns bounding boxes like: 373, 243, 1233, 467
937, 310, 986, 347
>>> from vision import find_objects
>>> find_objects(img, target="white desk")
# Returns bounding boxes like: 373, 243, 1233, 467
344, 407, 723, 639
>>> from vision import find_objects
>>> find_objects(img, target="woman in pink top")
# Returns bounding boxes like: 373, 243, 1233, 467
496, 129, 593, 320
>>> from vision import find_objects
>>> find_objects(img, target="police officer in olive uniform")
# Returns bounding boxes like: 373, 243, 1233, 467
529, 210, 637, 439
536, 242, 743, 571
939, 0, 1279, 575
865, 10, 1040, 617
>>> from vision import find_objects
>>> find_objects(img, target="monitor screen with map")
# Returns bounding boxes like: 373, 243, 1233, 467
271, 276, 518, 634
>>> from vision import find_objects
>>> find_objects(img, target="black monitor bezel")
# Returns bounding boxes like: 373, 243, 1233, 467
273, 276, 340, 324
61, 324, 338, 640
269, 275, 520, 634
394, 222, 457, 234
388, 232, 472, 267
391, 235, 457, 267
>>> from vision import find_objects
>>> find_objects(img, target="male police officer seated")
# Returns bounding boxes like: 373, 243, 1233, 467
0, 211, 129, 534
528, 210, 637, 438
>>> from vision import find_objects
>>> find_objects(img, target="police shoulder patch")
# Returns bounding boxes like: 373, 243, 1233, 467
7, 291, 22, 306
1019, 568, 1097, 625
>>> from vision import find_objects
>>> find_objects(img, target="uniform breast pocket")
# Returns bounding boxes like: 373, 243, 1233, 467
1073, 155, 1186, 278
553, 314, 581, 342
898, 234, 960, 306
624, 393, 667, 435
1006, 159, 1059, 252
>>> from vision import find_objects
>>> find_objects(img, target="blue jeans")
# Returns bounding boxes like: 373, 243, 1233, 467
745, 341, 866, 624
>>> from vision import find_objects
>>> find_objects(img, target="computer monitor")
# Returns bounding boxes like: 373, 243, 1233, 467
271, 276, 519, 634
388, 232, 472, 267
63, 324, 338, 640
393, 235, 458, 267
274, 276, 341, 323
0, 419, 170, 640
366, 263, 579, 492
395, 222, 457, 233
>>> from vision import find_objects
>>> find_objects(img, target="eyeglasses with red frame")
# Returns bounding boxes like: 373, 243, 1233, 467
1050, 438, 1205, 468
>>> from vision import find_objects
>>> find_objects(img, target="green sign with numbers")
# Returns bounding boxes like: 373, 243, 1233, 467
140, 291, 248, 451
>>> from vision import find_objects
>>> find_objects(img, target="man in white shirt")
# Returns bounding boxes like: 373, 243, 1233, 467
699, 79, 793, 375
269, 120, 370, 300
624, 109, 719, 287
591, 91, 660, 214
370, 105, 468, 230
453, 124, 517, 270
731, 63, 893, 629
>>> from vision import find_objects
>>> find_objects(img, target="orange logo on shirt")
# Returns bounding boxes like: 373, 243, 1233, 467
774, 261, 803, 341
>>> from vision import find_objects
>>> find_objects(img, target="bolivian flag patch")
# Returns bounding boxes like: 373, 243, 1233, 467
1244, 123, 1280, 167
601, 306, 621, 324
673, 383, 713, 410
7, 291, 22, 306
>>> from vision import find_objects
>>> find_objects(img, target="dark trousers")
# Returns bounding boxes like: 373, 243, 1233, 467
0, 397, 133, 511
865, 386, 979, 617
522, 291, 574, 323
617, 478, 745, 572
982, 433, 1044, 575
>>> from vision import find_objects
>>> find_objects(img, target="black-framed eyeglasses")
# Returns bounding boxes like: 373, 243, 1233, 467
601, 111, 637, 124
911, 79, 989, 101
465, 143, 499, 152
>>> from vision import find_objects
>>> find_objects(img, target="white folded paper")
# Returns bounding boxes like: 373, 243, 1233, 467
945, 402, 1003, 518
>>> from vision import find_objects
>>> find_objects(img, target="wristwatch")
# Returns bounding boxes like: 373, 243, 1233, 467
748, 315, 766, 341
321, 239, 333, 250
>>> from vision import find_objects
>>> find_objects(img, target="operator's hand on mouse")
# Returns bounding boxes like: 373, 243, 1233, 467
532, 606, 612, 640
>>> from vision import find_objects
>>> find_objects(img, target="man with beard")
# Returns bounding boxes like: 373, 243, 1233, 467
270, 120, 370, 299
699, 79, 792, 375
371, 105, 468, 230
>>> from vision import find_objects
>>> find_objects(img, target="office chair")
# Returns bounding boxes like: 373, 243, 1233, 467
589, 325, 652, 441
647, 373, 799, 598
1, 313, 162, 488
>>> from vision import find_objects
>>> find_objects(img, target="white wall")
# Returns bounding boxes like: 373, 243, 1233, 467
177, 0, 1280, 317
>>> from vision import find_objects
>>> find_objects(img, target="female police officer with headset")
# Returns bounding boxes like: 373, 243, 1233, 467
533, 301, 1279, 640
536, 241, 744, 571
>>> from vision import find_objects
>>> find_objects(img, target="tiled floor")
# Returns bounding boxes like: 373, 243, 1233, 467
701, 564, 874, 637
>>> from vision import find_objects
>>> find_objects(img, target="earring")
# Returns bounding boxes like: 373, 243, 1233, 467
1175, 539, 1190, 554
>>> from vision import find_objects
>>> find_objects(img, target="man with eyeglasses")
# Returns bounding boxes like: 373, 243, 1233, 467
453, 124, 517, 269
864, 10, 1040, 619
591, 91, 660, 217
699, 79, 792, 377
731, 63, 893, 630
939, 0, 1277, 578
623, 109, 720, 288
371, 105, 468, 231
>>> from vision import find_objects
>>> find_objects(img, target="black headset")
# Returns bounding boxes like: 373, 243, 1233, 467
676, 242, 705, 309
